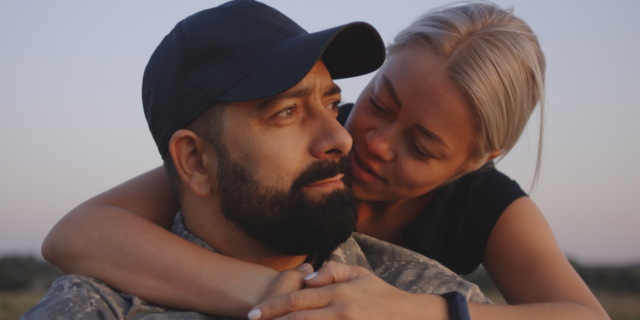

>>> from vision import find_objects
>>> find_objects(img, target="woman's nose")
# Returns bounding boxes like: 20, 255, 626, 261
365, 129, 395, 161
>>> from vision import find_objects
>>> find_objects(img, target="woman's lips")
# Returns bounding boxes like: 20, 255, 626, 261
349, 150, 383, 183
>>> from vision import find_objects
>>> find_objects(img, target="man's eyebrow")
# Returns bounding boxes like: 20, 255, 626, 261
258, 84, 341, 110
381, 75, 402, 109
258, 86, 313, 110
324, 84, 341, 97
415, 124, 449, 149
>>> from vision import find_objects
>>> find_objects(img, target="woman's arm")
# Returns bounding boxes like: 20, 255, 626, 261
41, 167, 292, 318
251, 197, 610, 320
470, 196, 609, 319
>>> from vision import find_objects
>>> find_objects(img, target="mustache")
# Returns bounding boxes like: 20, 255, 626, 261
290, 156, 351, 191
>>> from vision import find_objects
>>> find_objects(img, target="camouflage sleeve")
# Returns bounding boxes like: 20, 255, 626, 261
21, 275, 225, 320
21, 275, 130, 320
326, 236, 373, 272
352, 233, 492, 304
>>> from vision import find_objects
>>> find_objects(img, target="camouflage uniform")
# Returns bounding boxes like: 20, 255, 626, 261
22, 212, 490, 319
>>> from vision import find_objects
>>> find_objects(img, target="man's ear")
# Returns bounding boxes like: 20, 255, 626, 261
168, 129, 215, 198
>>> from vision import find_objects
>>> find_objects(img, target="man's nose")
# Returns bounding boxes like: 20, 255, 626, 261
309, 111, 352, 159
365, 128, 395, 161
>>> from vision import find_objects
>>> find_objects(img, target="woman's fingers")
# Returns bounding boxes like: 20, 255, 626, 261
272, 308, 336, 320
252, 286, 333, 320
260, 264, 316, 302
251, 262, 438, 320
304, 261, 369, 288
253, 262, 382, 320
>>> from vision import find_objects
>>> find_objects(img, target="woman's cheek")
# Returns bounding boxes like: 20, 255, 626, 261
394, 162, 440, 198
346, 110, 367, 134
392, 166, 421, 197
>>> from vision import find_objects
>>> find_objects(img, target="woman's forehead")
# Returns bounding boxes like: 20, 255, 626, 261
376, 48, 477, 149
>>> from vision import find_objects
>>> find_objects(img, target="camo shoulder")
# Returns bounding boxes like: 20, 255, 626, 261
21, 275, 228, 320
21, 274, 133, 320
326, 235, 373, 271
352, 233, 492, 304
172, 211, 216, 252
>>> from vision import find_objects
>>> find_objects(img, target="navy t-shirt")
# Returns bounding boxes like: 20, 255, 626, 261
339, 103, 526, 274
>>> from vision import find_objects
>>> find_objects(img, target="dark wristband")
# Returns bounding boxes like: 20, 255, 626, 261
441, 291, 471, 320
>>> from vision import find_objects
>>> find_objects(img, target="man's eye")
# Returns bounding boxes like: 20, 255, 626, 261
327, 100, 341, 111
276, 107, 295, 117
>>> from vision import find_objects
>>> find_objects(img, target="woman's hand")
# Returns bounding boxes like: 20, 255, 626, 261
260, 263, 316, 302
250, 261, 448, 320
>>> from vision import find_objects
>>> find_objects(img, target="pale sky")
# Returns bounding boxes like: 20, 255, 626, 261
1, 0, 638, 265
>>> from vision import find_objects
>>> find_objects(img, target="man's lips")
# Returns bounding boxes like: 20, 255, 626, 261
349, 150, 383, 183
304, 173, 345, 189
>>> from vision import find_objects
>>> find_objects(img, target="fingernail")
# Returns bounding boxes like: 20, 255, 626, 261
248, 309, 262, 320
304, 272, 318, 281
297, 263, 312, 271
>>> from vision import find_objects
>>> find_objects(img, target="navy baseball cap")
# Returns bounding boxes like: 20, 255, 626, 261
143, 0, 385, 157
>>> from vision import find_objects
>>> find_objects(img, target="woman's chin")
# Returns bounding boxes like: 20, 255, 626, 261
351, 180, 395, 202
351, 180, 374, 201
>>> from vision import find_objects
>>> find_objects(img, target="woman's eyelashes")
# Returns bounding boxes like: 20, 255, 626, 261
369, 94, 432, 160
411, 137, 433, 160
369, 97, 391, 116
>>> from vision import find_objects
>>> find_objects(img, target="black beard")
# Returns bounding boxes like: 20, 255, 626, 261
215, 144, 358, 256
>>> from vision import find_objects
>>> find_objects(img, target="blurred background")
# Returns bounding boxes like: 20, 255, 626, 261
1, 0, 639, 319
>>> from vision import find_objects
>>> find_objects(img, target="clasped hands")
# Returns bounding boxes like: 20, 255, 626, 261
249, 261, 449, 320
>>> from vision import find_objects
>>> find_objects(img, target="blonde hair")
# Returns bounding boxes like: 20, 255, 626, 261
388, 2, 546, 187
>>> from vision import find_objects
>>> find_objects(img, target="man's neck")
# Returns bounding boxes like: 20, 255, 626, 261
179, 196, 307, 271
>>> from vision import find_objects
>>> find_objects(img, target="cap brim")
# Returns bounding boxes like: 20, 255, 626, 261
217, 22, 385, 102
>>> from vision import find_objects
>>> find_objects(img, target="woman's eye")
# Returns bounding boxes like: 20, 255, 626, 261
276, 107, 295, 118
412, 139, 431, 159
369, 97, 389, 115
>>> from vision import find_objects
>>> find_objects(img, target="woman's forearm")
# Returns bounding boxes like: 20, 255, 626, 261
250, 261, 610, 320
469, 301, 609, 320
42, 167, 280, 318
42, 204, 278, 318
479, 197, 609, 320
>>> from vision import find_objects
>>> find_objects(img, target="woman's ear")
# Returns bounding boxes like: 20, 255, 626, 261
485, 150, 502, 164
168, 130, 215, 198
460, 150, 503, 173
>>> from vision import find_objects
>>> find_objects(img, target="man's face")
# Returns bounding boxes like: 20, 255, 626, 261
208, 61, 358, 255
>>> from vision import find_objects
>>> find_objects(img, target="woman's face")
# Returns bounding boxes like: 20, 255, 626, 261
345, 46, 478, 202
